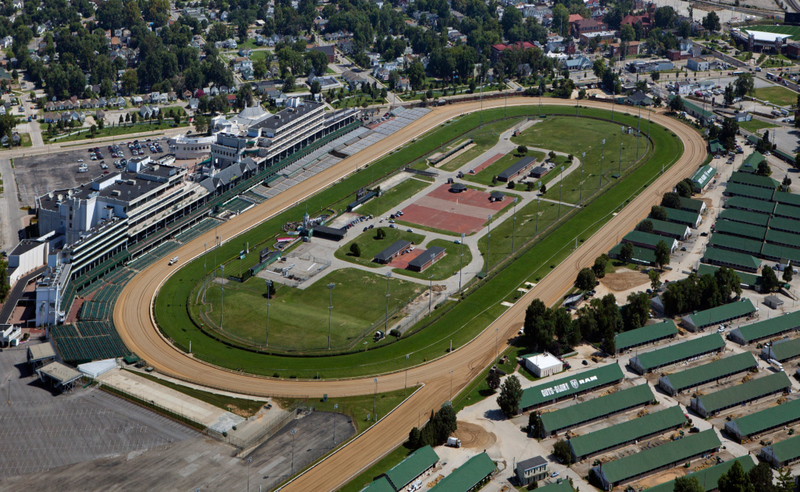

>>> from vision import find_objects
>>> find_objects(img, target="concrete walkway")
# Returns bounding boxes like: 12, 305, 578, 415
0, 157, 23, 253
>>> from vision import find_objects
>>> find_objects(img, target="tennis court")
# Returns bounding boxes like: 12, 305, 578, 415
400, 184, 511, 234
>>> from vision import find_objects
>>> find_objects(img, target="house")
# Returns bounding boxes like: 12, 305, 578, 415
564, 56, 592, 71
342, 70, 367, 89
627, 91, 653, 106
609, 41, 642, 57
159, 93, 168, 104
687, 57, 710, 71
310, 45, 336, 64
131, 96, 143, 105
490, 42, 536, 62
139, 105, 159, 119
95, 109, 105, 121
516, 456, 548, 486
188, 98, 199, 110
238, 47, 253, 58
1, 36, 13, 49
232, 58, 253, 73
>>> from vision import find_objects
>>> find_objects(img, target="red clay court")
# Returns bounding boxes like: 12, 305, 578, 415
472, 153, 504, 174
401, 184, 511, 234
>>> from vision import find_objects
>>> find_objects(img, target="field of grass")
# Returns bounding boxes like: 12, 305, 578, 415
512, 116, 649, 204
352, 178, 431, 218
439, 117, 525, 172
45, 120, 187, 143
305, 387, 413, 434
334, 228, 426, 269
745, 25, 800, 41
126, 369, 266, 417
331, 95, 388, 109
154, 106, 682, 378
739, 119, 778, 133
199, 268, 422, 351
19, 133, 31, 147
753, 86, 797, 107
462, 151, 546, 186
392, 238, 474, 281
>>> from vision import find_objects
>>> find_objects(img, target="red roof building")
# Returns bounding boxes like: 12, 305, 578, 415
490, 42, 537, 62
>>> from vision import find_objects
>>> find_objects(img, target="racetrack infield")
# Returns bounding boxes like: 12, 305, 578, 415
113, 98, 707, 491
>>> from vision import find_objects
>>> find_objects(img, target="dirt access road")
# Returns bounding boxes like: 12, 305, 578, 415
112, 98, 706, 491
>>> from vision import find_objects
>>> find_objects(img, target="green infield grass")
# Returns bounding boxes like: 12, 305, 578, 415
346, 178, 431, 218
438, 117, 525, 172
754, 86, 798, 107
739, 119, 778, 133
334, 228, 426, 269
462, 151, 546, 186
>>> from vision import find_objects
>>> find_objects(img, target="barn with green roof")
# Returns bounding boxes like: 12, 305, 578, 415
690, 372, 792, 418
657, 352, 757, 396
725, 398, 800, 442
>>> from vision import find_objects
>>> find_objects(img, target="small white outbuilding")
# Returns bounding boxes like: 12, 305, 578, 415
523, 352, 563, 378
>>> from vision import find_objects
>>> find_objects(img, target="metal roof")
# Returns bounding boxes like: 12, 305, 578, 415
766, 434, 800, 463
360, 477, 395, 492
642, 219, 690, 238
695, 264, 761, 288
761, 242, 800, 264
623, 231, 676, 248
430, 452, 495, 492
517, 455, 547, 471
374, 240, 412, 262
540, 384, 654, 433
727, 398, 800, 437
726, 182, 775, 201
609, 243, 657, 264
632, 334, 725, 371
713, 220, 767, 241
701, 248, 761, 271
659, 352, 757, 393
728, 171, 779, 190
770, 337, 800, 361
694, 372, 791, 414
615, 320, 678, 352
774, 203, 800, 221
679, 197, 705, 213
765, 228, 800, 248
408, 246, 446, 269
685, 300, 756, 330
772, 190, 800, 208
537, 481, 574, 492
520, 363, 624, 409
724, 196, 774, 214
37, 362, 83, 385
597, 430, 721, 485
691, 165, 717, 188
730, 310, 800, 343
664, 207, 701, 226
719, 208, 770, 227
645, 456, 756, 492
739, 152, 765, 173
384, 445, 439, 490
709, 233, 764, 255
569, 406, 685, 459
498, 156, 536, 180
27, 343, 56, 362
767, 216, 800, 235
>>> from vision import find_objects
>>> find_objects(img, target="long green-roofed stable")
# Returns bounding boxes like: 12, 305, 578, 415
592, 430, 722, 490
773, 203, 800, 221
691, 372, 792, 417
383, 445, 439, 491
767, 216, 800, 235
645, 457, 756, 492
765, 229, 800, 249
773, 190, 800, 208
657, 352, 757, 396
641, 219, 690, 240
719, 208, 770, 227
713, 221, 767, 241
679, 197, 706, 213
708, 233, 764, 255
739, 152, 765, 173
729, 310, 800, 344
609, 242, 656, 265
725, 398, 800, 441
701, 247, 761, 273
430, 452, 495, 492
695, 264, 761, 290
537, 481, 574, 492
664, 207, 702, 228
760, 242, 800, 264
568, 406, 686, 461
728, 171, 779, 190
360, 477, 395, 492
519, 363, 624, 410
623, 231, 677, 250
681, 299, 757, 332
615, 320, 678, 354
539, 384, 654, 437
725, 182, 775, 201
630, 334, 725, 374
762, 434, 800, 467
724, 196, 775, 215
765, 337, 800, 362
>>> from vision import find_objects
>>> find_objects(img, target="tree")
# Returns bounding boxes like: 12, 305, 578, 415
669, 95, 685, 113
517, 145, 528, 155
576, 268, 596, 291
90, 124, 97, 138
540, 184, 547, 194
734, 73, 755, 99
678, 21, 692, 39
649, 269, 662, 291
655, 241, 671, 270
601, 325, 616, 355
174, 113, 181, 125
283, 75, 296, 93
621, 24, 636, 43
487, 371, 500, 391
718, 460, 755, 492
756, 161, 772, 177
674, 476, 705, 492
553, 440, 572, 464
639, 220, 655, 234
528, 412, 542, 436
408, 427, 422, 449
650, 206, 668, 221
619, 242, 635, 264
782, 175, 791, 192
623, 292, 651, 331
702, 11, 721, 32
497, 375, 523, 418
747, 462, 776, 492
121, 69, 138, 95
266, 282, 276, 299
592, 255, 609, 279
194, 114, 208, 134
676, 181, 693, 198
376, 228, 386, 240
776, 468, 793, 492
661, 192, 682, 209
350, 243, 361, 257
408, 61, 426, 91
783, 261, 793, 283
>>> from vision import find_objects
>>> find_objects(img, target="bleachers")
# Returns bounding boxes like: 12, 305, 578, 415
127, 241, 181, 270
174, 217, 219, 244
243, 191, 266, 204
220, 197, 254, 214
51, 320, 130, 363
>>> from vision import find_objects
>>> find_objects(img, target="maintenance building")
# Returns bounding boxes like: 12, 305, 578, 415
515, 456, 548, 486
729, 310, 800, 345
538, 384, 654, 438
762, 337, 800, 362
701, 248, 761, 274
657, 352, 758, 396
591, 430, 721, 490
382, 445, 439, 491
681, 299, 756, 332
724, 397, 800, 442
644, 457, 756, 492
430, 452, 495, 492
522, 352, 563, 378
615, 320, 678, 354
519, 363, 624, 411
690, 372, 792, 418
496, 156, 537, 182
407, 246, 445, 272
760, 434, 800, 468
568, 406, 686, 462
373, 240, 412, 264
27, 342, 57, 368
312, 225, 347, 242
629, 333, 725, 374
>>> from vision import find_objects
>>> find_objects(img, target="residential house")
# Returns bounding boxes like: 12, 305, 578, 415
232, 57, 253, 73
687, 57, 710, 71
564, 56, 592, 71
139, 105, 159, 119
188, 98, 199, 110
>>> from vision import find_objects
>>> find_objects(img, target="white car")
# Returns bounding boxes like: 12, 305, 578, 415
551, 472, 560, 478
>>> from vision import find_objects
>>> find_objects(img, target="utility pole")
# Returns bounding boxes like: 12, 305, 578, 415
219, 264, 224, 330
558, 165, 564, 219
511, 198, 518, 253
385, 272, 392, 332
580, 152, 585, 205
428, 253, 435, 315
265, 280, 271, 347
327, 283, 335, 349
458, 233, 465, 292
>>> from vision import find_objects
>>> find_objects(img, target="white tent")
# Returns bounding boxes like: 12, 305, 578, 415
78, 359, 118, 378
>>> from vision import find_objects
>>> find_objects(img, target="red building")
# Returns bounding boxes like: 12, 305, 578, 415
490, 42, 537, 62
571, 19, 607, 38
609, 41, 642, 57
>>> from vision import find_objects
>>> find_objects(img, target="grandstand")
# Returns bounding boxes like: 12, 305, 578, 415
174, 217, 220, 244
128, 241, 181, 271
220, 197, 256, 214
51, 321, 130, 363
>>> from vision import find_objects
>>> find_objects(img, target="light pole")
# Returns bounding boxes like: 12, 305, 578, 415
535, 194, 539, 236
449, 370, 454, 402
385, 272, 392, 332
204, 242, 207, 277
333, 403, 338, 444
428, 253, 434, 315
580, 152, 585, 205
511, 197, 518, 253
265, 280, 271, 347
599, 138, 606, 189
458, 232, 465, 292
327, 283, 335, 349
486, 214, 493, 274
219, 264, 224, 330
247, 456, 252, 492
373, 378, 378, 422
291, 428, 297, 475
619, 134, 623, 175
558, 165, 564, 219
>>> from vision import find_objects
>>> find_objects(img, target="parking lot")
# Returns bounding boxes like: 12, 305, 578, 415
14, 137, 170, 207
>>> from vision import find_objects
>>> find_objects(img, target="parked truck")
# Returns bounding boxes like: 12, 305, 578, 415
446, 437, 461, 448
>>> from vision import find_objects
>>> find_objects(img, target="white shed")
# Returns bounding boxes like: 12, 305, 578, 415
523, 352, 564, 378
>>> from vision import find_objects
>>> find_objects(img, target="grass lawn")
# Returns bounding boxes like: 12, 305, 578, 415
392, 238, 474, 281
438, 117, 525, 172
332, 95, 388, 109
462, 151, 546, 187
18, 133, 31, 147
250, 50, 269, 61
126, 369, 266, 417
739, 119, 778, 133
512, 116, 648, 204
334, 227, 426, 269
154, 106, 681, 379
45, 121, 187, 143
199, 268, 422, 352
304, 387, 413, 434
754, 86, 798, 107
351, 178, 431, 218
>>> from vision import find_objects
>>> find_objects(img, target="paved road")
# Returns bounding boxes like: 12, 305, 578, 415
112, 98, 707, 491
0, 157, 23, 253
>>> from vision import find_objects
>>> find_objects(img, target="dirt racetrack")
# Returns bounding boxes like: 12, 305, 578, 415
112, 98, 707, 491
453, 421, 497, 449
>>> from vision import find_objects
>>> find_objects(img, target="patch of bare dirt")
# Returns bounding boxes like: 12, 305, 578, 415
600, 270, 649, 292
453, 421, 497, 449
